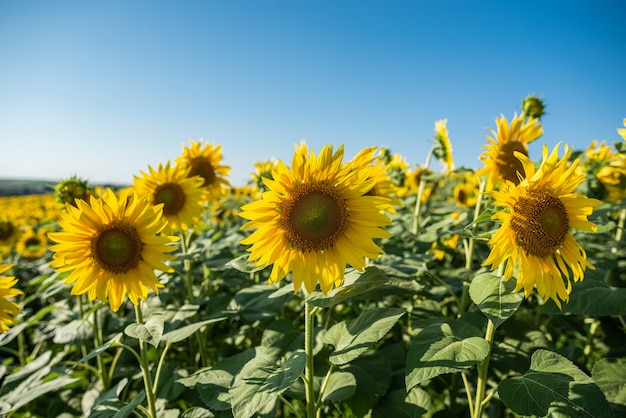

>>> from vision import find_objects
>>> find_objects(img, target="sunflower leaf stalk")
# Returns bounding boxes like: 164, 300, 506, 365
412, 145, 436, 235
134, 303, 158, 418
304, 302, 317, 418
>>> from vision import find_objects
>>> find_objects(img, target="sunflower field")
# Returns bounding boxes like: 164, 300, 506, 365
1, 101, 626, 418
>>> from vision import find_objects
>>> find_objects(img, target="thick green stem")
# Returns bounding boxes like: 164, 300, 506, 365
412, 146, 436, 235
304, 302, 316, 418
135, 304, 158, 418
473, 319, 496, 418
91, 304, 110, 390
614, 207, 626, 246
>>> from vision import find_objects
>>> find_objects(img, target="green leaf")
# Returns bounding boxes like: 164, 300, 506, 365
498, 349, 614, 418
306, 267, 390, 308
124, 313, 165, 347
161, 316, 227, 344
75, 333, 123, 367
406, 320, 489, 389
0, 375, 80, 414
540, 279, 626, 316
323, 307, 406, 365
320, 371, 357, 403
52, 318, 93, 344
229, 349, 306, 418
592, 357, 626, 415
226, 254, 266, 273
181, 407, 215, 417
178, 349, 256, 411
469, 272, 523, 328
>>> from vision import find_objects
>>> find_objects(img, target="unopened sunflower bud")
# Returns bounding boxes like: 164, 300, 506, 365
522, 95, 546, 120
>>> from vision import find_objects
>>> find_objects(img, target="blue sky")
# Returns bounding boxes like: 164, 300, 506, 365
1, 0, 625, 187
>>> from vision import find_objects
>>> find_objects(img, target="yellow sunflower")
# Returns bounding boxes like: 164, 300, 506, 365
133, 162, 206, 234
16, 226, 49, 259
582, 139, 626, 203
453, 172, 481, 208
239, 144, 392, 294
477, 113, 543, 190
55, 175, 92, 207
483, 143, 601, 307
48, 189, 179, 312
175, 139, 231, 200
434, 119, 455, 172
0, 264, 22, 333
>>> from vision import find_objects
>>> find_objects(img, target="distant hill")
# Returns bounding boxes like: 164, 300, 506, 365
0, 179, 57, 196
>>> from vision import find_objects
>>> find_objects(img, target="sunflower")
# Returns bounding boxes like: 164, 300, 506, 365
55, 175, 92, 207
582, 139, 626, 203
239, 144, 392, 294
0, 264, 22, 333
483, 143, 601, 307
453, 172, 481, 208
434, 119, 455, 172
133, 162, 206, 234
16, 226, 49, 259
477, 113, 543, 190
175, 139, 231, 200
48, 189, 179, 312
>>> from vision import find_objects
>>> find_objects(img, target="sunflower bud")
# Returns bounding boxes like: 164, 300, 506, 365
522, 95, 546, 120
55, 176, 92, 207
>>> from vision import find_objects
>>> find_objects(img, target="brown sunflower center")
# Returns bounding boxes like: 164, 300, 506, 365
496, 141, 528, 184
190, 158, 216, 186
154, 183, 186, 216
91, 221, 143, 274
510, 188, 569, 258
24, 237, 42, 247
0, 221, 15, 241
280, 184, 348, 251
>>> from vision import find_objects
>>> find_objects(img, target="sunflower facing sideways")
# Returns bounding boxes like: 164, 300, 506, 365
483, 143, 601, 307
239, 143, 392, 294
0, 264, 22, 333
434, 119, 455, 172
48, 189, 179, 312
133, 162, 206, 234
477, 113, 543, 190
176, 139, 231, 201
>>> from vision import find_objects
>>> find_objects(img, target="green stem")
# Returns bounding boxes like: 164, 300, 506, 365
614, 207, 625, 246
304, 302, 317, 418
412, 145, 436, 235
152, 342, 172, 396
92, 306, 111, 390
315, 363, 335, 417
473, 318, 495, 418
135, 303, 158, 418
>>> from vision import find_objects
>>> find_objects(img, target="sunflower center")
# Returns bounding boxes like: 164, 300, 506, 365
92, 221, 143, 274
24, 237, 41, 247
154, 183, 186, 216
0, 221, 14, 241
496, 141, 528, 184
190, 158, 216, 186
280, 184, 348, 251
510, 188, 570, 258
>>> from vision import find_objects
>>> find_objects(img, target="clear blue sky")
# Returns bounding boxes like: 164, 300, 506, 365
1, 0, 625, 187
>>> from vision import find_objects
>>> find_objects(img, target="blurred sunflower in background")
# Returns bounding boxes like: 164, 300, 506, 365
453, 171, 481, 209
133, 162, 206, 234
618, 118, 626, 140
16, 226, 50, 259
483, 143, 601, 307
176, 139, 231, 201
477, 113, 543, 190
582, 140, 626, 203
434, 119, 455, 172
0, 264, 22, 333
54, 175, 93, 207
48, 189, 179, 312
239, 143, 392, 294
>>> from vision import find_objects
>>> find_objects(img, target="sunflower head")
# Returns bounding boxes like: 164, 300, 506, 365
521, 95, 546, 120
582, 140, 626, 202
239, 143, 392, 294
617, 118, 626, 140
16, 227, 49, 259
0, 264, 22, 333
176, 139, 231, 200
477, 113, 544, 190
133, 162, 206, 234
433, 119, 455, 172
48, 188, 179, 312
251, 159, 278, 192
453, 172, 480, 208
55, 176, 92, 207
483, 143, 602, 308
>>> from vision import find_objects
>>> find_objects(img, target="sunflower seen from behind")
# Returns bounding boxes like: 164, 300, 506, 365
133, 162, 206, 234
0, 264, 22, 333
434, 119, 455, 172
48, 189, 179, 312
239, 144, 392, 294
483, 143, 601, 307
176, 139, 231, 201
477, 113, 543, 190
